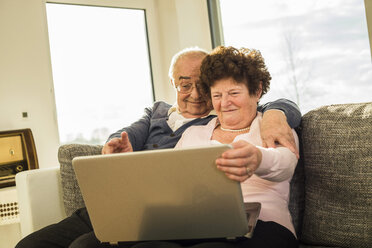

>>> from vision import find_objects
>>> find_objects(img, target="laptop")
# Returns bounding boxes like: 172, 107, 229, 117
72, 144, 261, 245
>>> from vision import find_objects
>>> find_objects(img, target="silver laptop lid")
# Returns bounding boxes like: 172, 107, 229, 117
72, 144, 249, 243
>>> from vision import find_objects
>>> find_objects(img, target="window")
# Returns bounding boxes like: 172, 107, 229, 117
46, 3, 154, 144
211, 0, 371, 114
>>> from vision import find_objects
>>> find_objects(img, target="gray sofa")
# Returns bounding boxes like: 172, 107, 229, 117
58, 102, 371, 248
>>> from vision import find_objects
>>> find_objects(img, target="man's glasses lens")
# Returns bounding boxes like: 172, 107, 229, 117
177, 83, 208, 93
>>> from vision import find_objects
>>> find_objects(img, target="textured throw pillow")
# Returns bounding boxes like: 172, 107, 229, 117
58, 144, 103, 216
300, 102, 372, 247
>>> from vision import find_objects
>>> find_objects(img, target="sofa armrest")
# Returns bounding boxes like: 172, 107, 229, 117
16, 167, 67, 237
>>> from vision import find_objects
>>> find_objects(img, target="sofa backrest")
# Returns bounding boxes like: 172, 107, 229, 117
59, 144, 102, 216
294, 102, 372, 247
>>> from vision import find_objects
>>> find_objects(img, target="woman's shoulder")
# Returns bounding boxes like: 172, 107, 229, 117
178, 117, 218, 148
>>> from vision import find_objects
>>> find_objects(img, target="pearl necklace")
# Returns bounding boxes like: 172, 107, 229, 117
220, 126, 250, 133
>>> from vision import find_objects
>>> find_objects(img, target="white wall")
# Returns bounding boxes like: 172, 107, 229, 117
155, 0, 213, 103
0, 0, 212, 168
0, 0, 60, 168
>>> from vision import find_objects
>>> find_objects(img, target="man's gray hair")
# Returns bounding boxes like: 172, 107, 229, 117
168, 46, 209, 81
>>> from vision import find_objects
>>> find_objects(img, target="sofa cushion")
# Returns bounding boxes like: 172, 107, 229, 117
300, 102, 372, 247
58, 144, 103, 216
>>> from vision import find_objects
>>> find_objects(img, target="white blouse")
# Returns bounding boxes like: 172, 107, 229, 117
175, 112, 299, 236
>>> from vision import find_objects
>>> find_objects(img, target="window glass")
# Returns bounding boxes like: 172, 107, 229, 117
218, 0, 371, 113
46, 3, 153, 144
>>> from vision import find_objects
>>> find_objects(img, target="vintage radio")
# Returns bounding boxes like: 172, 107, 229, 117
0, 129, 38, 188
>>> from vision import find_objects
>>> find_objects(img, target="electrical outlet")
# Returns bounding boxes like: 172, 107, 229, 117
21, 112, 28, 120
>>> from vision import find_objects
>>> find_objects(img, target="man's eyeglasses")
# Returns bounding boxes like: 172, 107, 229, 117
176, 82, 208, 94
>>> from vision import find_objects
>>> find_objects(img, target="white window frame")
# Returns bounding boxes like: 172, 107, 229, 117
44, 0, 164, 99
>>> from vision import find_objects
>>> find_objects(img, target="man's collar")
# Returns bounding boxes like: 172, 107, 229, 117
209, 109, 217, 116
167, 103, 179, 116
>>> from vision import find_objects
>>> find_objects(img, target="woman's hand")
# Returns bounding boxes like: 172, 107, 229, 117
101, 131, 133, 154
215, 140, 262, 182
261, 110, 299, 158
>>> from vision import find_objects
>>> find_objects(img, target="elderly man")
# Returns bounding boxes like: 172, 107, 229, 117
16, 47, 301, 248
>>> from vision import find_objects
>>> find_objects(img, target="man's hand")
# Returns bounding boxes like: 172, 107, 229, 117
261, 110, 299, 158
101, 131, 133, 154
215, 140, 262, 182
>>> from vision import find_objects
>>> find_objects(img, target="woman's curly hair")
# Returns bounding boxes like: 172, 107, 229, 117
200, 46, 271, 98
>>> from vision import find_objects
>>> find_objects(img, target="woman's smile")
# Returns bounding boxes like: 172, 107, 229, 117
222, 109, 238, 112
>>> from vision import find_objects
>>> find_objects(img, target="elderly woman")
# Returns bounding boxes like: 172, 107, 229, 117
176, 46, 299, 248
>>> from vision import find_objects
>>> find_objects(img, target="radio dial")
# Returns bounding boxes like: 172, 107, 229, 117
15, 165, 23, 172
9, 149, 15, 156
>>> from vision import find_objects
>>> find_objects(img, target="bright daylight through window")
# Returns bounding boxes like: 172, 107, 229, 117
218, 0, 371, 114
46, 3, 154, 145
